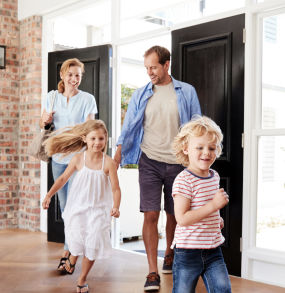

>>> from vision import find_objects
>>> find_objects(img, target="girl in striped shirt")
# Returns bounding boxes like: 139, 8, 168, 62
171, 115, 231, 293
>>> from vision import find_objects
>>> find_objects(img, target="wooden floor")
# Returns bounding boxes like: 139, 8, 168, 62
0, 230, 284, 293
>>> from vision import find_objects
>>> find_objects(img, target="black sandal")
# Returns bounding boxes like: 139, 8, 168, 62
57, 252, 70, 273
57, 257, 68, 273
77, 284, 89, 293
64, 256, 76, 275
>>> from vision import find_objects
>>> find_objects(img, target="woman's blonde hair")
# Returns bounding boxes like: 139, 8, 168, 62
173, 115, 223, 167
44, 120, 108, 157
58, 58, 85, 93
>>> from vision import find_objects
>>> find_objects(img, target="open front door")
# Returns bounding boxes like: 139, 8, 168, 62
172, 14, 244, 276
47, 45, 112, 244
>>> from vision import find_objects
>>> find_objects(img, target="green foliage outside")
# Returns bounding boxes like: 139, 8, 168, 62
123, 164, 138, 169
121, 84, 136, 126
121, 84, 138, 169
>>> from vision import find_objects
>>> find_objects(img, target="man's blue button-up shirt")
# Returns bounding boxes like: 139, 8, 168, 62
117, 77, 201, 166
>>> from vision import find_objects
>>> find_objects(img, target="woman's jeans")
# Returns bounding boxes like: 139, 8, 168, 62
51, 160, 75, 251
172, 246, 232, 293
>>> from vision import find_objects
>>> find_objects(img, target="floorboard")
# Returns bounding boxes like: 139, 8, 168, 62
0, 230, 284, 293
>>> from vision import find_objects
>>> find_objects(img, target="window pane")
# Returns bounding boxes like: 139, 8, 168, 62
120, 35, 171, 88
256, 136, 285, 251
119, 35, 171, 125
53, 0, 111, 49
54, 19, 87, 49
120, 0, 244, 38
262, 14, 285, 128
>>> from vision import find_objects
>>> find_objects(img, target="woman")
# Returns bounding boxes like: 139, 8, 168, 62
40, 58, 97, 273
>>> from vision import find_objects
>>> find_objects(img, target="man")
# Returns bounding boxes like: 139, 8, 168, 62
114, 46, 201, 291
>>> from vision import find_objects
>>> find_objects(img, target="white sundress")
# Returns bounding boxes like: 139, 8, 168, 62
62, 152, 112, 260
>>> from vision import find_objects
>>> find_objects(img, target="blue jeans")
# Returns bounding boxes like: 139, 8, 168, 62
51, 160, 75, 251
172, 246, 231, 293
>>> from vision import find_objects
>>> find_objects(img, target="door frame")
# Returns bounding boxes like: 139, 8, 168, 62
40, 7, 246, 251
242, 5, 285, 287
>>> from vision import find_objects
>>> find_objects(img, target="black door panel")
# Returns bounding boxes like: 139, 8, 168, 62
47, 45, 112, 244
172, 14, 244, 276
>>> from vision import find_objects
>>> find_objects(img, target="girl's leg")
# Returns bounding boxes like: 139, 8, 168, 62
78, 257, 95, 286
201, 247, 232, 293
172, 248, 203, 293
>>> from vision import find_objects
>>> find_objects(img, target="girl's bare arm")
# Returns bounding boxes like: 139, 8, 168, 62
106, 156, 121, 218
42, 155, 78, 209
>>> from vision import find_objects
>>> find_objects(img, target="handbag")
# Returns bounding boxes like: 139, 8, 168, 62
27, 91, 56, 162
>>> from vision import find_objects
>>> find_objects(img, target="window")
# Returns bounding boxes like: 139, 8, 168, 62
262, 14, 285, 129
257, 136, 285, 251
256, 12, 285, 251
53, 0, 111, 49
120, 0, 245, 38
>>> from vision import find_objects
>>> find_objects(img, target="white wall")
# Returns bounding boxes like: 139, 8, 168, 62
18, 0, 81, 20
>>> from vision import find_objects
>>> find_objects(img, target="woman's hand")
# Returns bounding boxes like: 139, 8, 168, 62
110, 207, 120, 218
42, 196, 51, 209
41, 109, 55, 127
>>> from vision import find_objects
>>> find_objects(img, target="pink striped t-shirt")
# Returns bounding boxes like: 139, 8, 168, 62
171, 169, 224, 249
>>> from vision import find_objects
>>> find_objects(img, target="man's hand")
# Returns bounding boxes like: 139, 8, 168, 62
113, 145, 122, 169
42, 196, 51, 209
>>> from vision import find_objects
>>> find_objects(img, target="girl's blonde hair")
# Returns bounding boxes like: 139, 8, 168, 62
173, 115, 223, 166
44, 120, 108, 157
58, 58, 85, 93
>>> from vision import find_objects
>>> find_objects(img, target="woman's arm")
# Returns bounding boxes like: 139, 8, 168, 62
42, 156, 78, 209
40, 91, 57, 129
86, 113, 95, 121
174, 188, 229, 226
106, 157, 121, 218
40, 109, 55, 129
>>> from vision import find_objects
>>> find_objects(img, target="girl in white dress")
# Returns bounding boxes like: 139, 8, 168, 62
42, 120, 121, 293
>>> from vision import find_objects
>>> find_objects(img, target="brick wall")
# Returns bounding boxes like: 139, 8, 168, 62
0, 1, 42, 231
18, 15, 42, 230
0, 0, 20, 229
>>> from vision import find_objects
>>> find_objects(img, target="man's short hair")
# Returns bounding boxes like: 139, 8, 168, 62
144, 46, 170, 65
